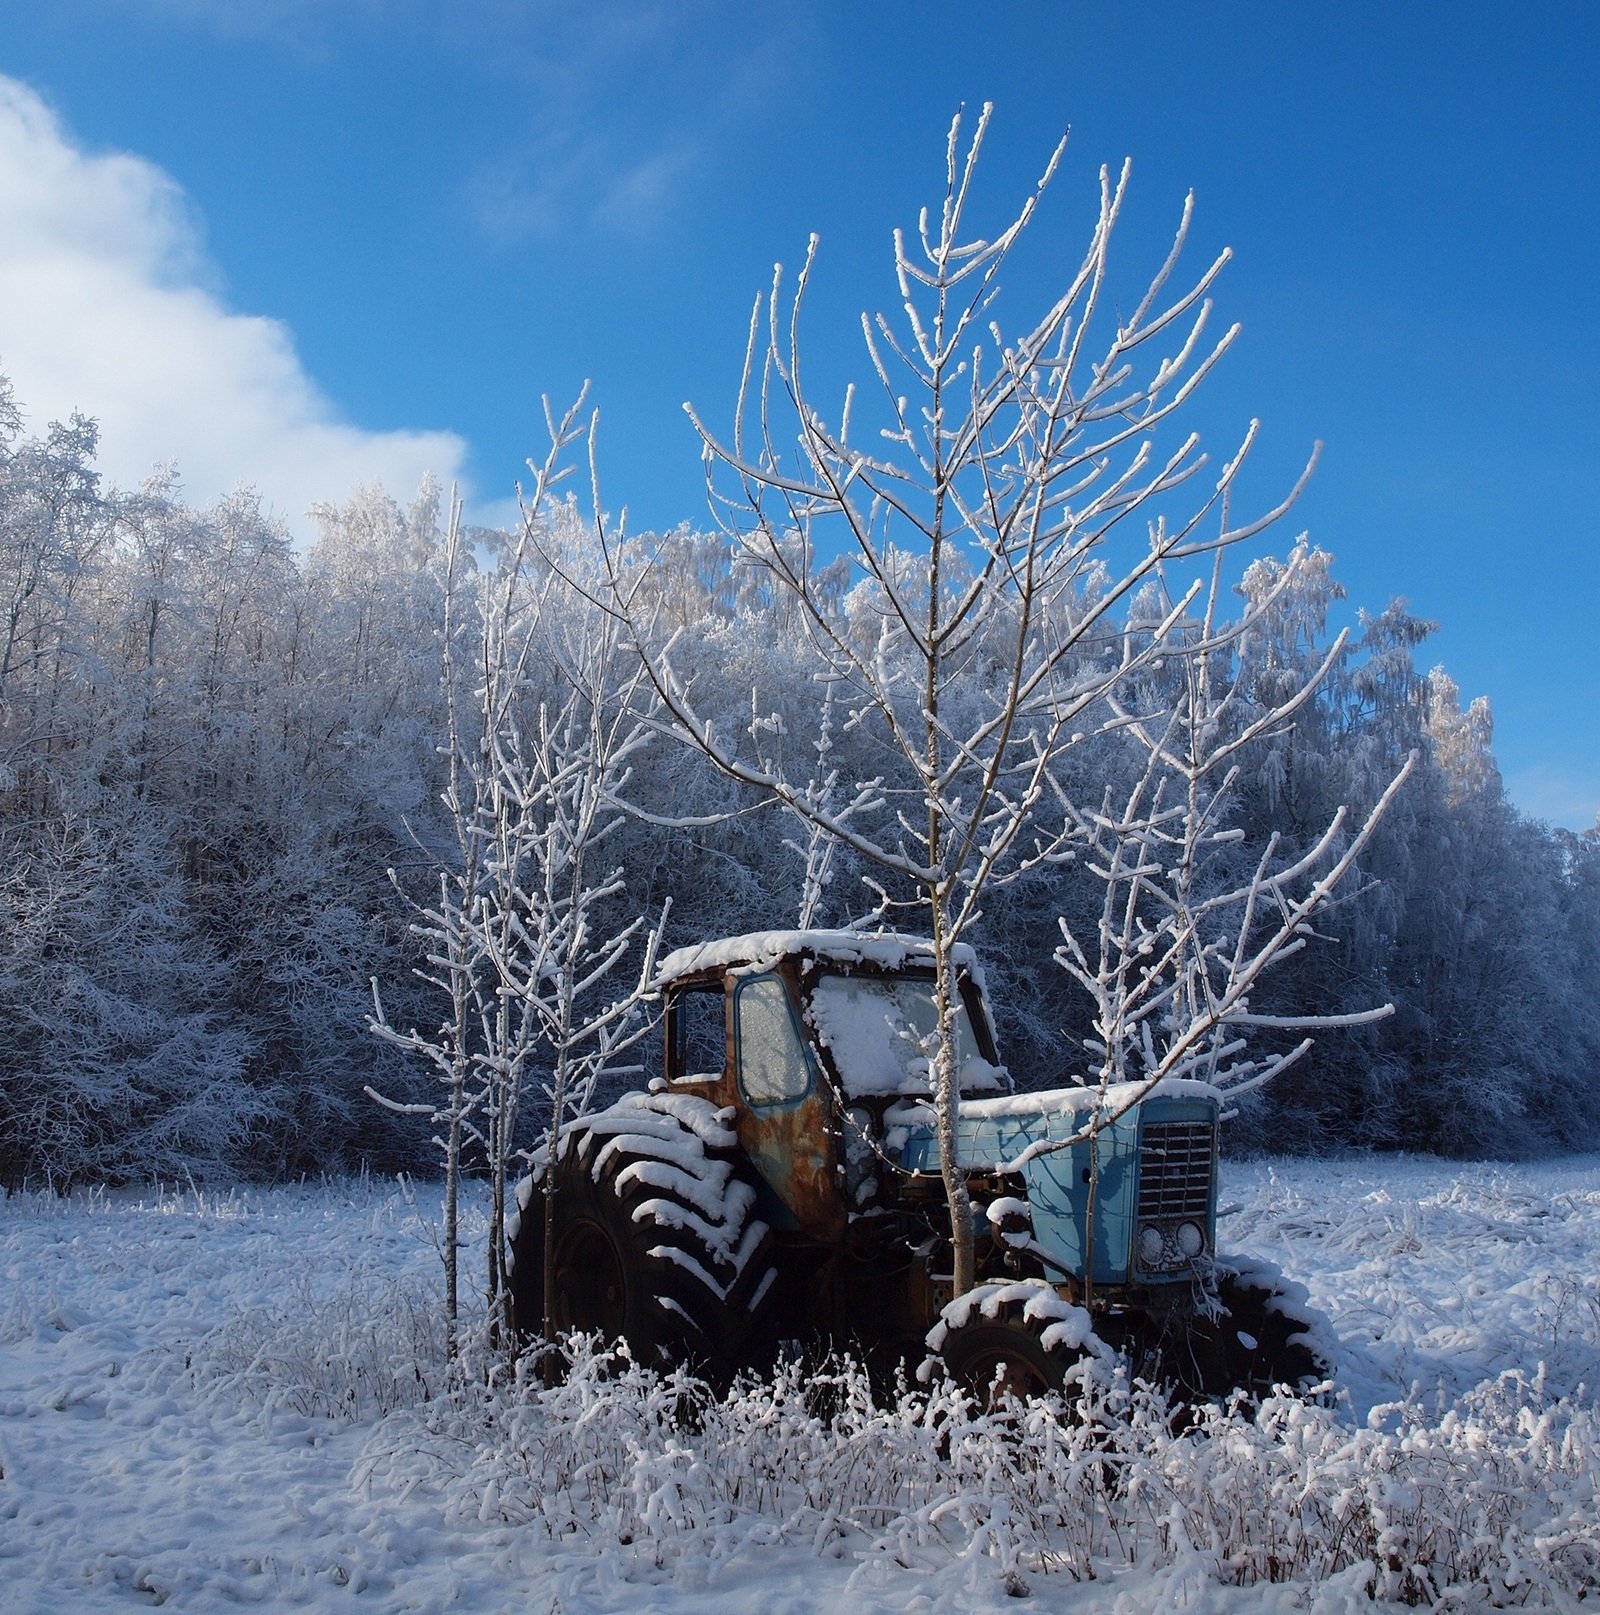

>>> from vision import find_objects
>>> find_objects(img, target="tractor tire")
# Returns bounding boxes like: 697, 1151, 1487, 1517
923, 1281, 1105, 1404
508, 1091, 778, 1383
1180, 1259, 1331, 1401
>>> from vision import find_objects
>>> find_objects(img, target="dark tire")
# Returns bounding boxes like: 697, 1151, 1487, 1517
926, 1282, 1100, 1404
508, 1092, 777, 1383
1180, 1263, 1330, 1401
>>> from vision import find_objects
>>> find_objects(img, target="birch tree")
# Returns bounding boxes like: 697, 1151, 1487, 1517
602, 106, 1316, 1294
370, 395, 664, 1349
1028, 555, 1415, 1291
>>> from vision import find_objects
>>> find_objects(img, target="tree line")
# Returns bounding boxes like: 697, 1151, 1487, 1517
0, 368, 1595, 1189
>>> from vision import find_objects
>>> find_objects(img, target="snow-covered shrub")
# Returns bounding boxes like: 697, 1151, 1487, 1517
185, 1277, 446, 1423
355, 1337, 1600, 1602
1119, 1374, 1600, 1602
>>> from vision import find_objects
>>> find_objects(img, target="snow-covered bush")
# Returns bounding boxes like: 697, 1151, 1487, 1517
354, 1336, 1600, 1603
185, 1277, 447, 1423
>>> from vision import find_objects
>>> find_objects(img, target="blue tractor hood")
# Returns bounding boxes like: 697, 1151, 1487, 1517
891, 1078, 1221, 1287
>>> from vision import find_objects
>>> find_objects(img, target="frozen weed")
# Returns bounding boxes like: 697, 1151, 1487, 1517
0, 1276, 89, 1344
356, 1337, 1600, 1603
186, 1276, 447, 1422
1530, 1272, 1600, 1393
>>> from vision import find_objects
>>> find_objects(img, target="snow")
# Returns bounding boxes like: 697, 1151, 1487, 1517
984, 1196, 1029, 1225
809, 973, 1003, 1098
653, 930, 976, 986
632, 1189, 765, 1276
620, 1091, 741, 1149
1220, 1154, 1600, 1413
922, 1280, 1108, 1366
613, 1156, 735, 1225
583, 1091, 739, 1153
956, 1076, 1221, 1121
3, 1154, 1599, 1611
646, 1240, 738, 1301
984, 1197, 1032, 1248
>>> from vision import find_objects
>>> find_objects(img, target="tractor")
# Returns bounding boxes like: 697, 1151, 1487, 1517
507, 930, 1325, 1399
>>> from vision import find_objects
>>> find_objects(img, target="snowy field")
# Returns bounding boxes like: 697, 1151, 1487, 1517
2, 1155, 1598, 1614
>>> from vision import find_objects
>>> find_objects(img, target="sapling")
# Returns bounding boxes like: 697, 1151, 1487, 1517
602, 107, 1318, 1293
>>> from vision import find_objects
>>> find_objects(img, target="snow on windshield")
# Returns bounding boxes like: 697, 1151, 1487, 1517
807, 973, 1004, 1097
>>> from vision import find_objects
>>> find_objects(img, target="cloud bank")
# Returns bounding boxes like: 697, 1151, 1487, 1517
0, 75, 465, 540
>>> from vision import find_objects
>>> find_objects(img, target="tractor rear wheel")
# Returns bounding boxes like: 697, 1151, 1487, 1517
509, 1093, 778, 1383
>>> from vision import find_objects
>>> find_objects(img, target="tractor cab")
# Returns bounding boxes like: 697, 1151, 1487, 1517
655, 930, 1003, 1244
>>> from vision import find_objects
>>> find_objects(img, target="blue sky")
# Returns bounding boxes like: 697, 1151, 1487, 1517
0, 0, 1595, 827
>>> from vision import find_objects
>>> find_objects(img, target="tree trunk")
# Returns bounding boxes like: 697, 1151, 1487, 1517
443, 1062, 462, 1356
931, 912, 976, 1295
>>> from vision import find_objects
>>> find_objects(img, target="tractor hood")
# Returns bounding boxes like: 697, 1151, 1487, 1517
890, 1079, 1222, 1287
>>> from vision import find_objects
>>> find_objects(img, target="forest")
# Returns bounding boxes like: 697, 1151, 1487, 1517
1, 363, 1597, 1192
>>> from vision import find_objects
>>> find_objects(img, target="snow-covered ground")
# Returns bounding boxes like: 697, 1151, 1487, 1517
2, 1155, 1597, 1613
1222, 1156, 1600, 1414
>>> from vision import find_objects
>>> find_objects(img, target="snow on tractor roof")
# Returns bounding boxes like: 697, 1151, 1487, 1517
653, 929, 978, 988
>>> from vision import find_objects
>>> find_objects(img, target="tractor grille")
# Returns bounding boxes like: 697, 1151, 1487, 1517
1137, 1120, 1215, 1219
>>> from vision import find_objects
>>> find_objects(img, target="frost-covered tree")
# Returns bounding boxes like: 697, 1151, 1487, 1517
0, 378, 442, 1188
478, 493, 666, 1349
370, 402, 664, 1345
0, 803, 260, 1187
603, 108, 1321, 1292
1027, 556, 1413, 1278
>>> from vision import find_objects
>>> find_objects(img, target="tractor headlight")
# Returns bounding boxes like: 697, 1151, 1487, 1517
1136, 1223, 1165, 1268
1175, 1220, 1205, 1259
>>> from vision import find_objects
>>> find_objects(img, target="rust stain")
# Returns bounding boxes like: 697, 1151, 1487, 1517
738, 1082, 845, 1241
734, 962, 845, 1241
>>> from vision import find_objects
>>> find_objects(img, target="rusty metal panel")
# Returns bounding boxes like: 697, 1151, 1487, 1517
736, 963, 846, 1242
659, 962, 846, 1242
737, 1083, 844, 1242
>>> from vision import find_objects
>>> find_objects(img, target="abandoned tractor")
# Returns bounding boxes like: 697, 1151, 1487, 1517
507, 931, 1326, 1399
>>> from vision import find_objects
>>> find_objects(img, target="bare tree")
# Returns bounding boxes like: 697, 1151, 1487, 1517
367, 407, 587, 1347
371, 395, 665, 1353
477, 493, 667, 1349
601, 106, 1315, 1294
366, 493, 492, 1350
1033, 552, 1415, 1296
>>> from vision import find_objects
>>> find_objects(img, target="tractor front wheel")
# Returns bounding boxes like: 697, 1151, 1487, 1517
925, 1281, 1102, 1405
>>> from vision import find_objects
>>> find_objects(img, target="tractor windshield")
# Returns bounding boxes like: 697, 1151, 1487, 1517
807, 973, 1005, 1098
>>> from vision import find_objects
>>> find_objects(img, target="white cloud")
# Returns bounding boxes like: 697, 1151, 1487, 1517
0, 75, 466, 541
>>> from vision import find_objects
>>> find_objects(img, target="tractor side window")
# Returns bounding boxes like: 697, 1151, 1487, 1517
735, 976, 812, 1107
670, 986, 726, 1083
